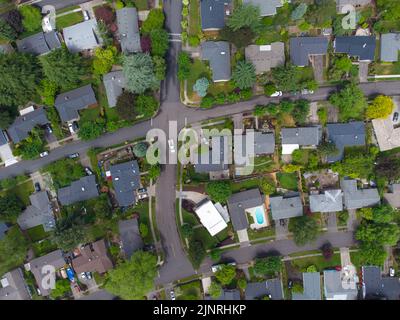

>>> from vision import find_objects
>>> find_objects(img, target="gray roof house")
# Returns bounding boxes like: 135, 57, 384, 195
63, 19, 102, 53
243, 0, 283, 16
103, 71, 126, 108
7, 107, 49, 143
323, 270, 358, 300
380, 33, 400, 62
110, 160, 141, 207
245, 42, 285, 74
336, 0, 372, 13
201, 41, 231, 82
118, 218, 143, 259
200, 0, 231, 30
116, 7, 142, 54
334, 36, 376, 61
326, 121, 366, 163
0, 129, 8, 146
29, 250, 65, 297
16, 31, 61, 56
245, 279, 284, 300
17, 191, 55, 232
238, 132, 275, 156
292, 272, 322, 300
0, 268, 31, 300
341, 179, 380, 210
206, 289, 241, 300
55, 84, 97, 123
0, 221, 8, 240
290, 37, 329, 67
270, 195, 303, 220
362, 266, 400, 300
194, 136, 229, 174
227, 189, 263, 231
281, 126, 322, 146
384, 184, 400, 209
58, 175, 99, 206
309, 190, 343, 213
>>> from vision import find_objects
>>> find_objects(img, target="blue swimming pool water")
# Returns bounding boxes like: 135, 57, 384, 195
255, 207, 265, 224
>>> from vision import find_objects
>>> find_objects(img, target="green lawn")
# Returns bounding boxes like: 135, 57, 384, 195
208, 81, 236, 96
253, 156, 279, 174
230, 178, 261, 193
32, 239, 57, 256
56, 12, 84, 30
26, 225, 50, 242
134, 0, 149, 10
188, 0, 201, 37
290, 253, 341, 272
176, 280, 203, 300
186, 59, 211, 99
56, 5, 81, 14
182, 208, 199, 226
277, 172, 298, 191
129, 201, 153, 244
248, 226, 275, 240
1, 180, 34, 206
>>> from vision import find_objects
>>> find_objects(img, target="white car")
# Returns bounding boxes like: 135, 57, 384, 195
301, 89, 314, 95
270, 91, 282, 97
80, 272, 86, 279
389, 267, 395, 277
170, 290, 176, 300
39, 151, 49, 158
168, 139, 175, 153
83, 10, 90, 21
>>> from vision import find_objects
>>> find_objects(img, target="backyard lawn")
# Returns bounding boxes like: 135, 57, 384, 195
253, 155, 279, 174
56, 12, 84, 30
277, 172, 298, 191
182, 208, 199, 226
32, 239, 58, 256
230, 178, 261, 193
186, 59, 210, 99
134, 0, 149, 10
130, 201, 153, 244
27, 225, 49, 242
290, 253, 341, 272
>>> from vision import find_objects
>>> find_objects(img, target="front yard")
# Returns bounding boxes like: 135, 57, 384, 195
56, 11, 84, 30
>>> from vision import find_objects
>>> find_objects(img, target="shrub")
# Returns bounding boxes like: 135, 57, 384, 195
141, 9, 165, 34
200, 95, 215, 108
193, 77, 209, 97
188, 35, 200, 47
19, 5, 42, 32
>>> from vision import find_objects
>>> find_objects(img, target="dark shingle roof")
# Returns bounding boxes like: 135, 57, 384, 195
362, 266, 400, 300
326, 121, 365, 162
227, 189, 263, 231
200, 0, 231, 30
72, 239, 113, 274
116, 7, 141, 54
194, 136, 229, 173
118, 218, 143, 259
63, 19, 102, 53
270, 195, 303, 220
380, 33, 400, 62
290, 37, 329, 66
334, 36, 376, 61
243, 0, 283, 16
16, 31, 61, 55
0, 130, 8, 146
341, 179, 380, 210
201, 41, 231, 82
57, 175, 99, 206
0, 268, 31, 300
55, 85, 97, 122
292, 272, 322, 300
103, 71, 125, 108
236, 132, 275, 158
245, 279, 284, 300
110, 160, 141, 207
309, 190, 343, 213
281, 126, 321, 146
7, 107, 49, 143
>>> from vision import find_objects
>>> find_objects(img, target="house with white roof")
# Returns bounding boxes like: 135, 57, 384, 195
194, 199, 227, 236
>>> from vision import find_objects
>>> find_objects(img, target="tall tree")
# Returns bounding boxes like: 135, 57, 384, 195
226, 4, 262, 33
92, 46, 118, 75
289, 215, 319, 246
220, 26, 255, 49
0, 194, 24, 222
254, 256, 282, 276
4, 9, 23, 34
141, 8, 165, 34
232, 60, 256, 89
150, 28, 169, 57
0, 18, 17, 40
116, 91, 136, 120
215, 265, 236, 285
0, 226, 29, 275
366, 95, 394, 119
135, 94, 159, 117
19, 5, 42, 32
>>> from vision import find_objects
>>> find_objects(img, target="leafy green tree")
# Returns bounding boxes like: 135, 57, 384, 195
92, 46, 118, 75
116, 91, 136, 121
45, 158, 85, 189
105, 251, 157, 299
227, 4, 262, 33
50, 279, 71, 299
209, 249, 221, 262
0, 18, 17, 40
205, 181, 232, 204
372, 205, 395, 224
358, 207, 373, 220
232, 60, 256, 89
19, 5, 42, 32
254, 256, 282, 276
317, 141, 338, 157
3, 9, 23, 34
292, 100, 310, 125
135, 94, 159, 117
78, 118, 106, 140
331, 149, 375, 179
0, 226, 29, 275
51, 225, 88, 251
141, 9, 164, 34
40, 47, 86, 90
148, 165, 161, 180
0, 53, 41, 108
305, 0, 336, 27
220, 26, 255, 49
259, 177, 276, 195
358, 243, 387, 266
292, 283, 304, 294
193, 77, 209, 97
188, 240, 206, 269
272, 64, 302, 92
208, 281, 222, 299
150, 28, 169, 56
291, 3, 308, 20
132, 142, 148, 157
0, 194, 24, 222
215, 265, 236, 285
237, 278, 247, 290
177, 52, 191, 81
93, 194, 112, 219
96, 20, 113, 47
123, 53, 159, 94
264, 84, 277, 96
356, 222, 400, 246
152, 56, 166, 81
14, 129, 45, 160
329, 55, 352, 80
181, 223, 193, 238
289, 216, 319, 246
38, 79, 58, 106
366, 95, 394, 119
139, 223, 149, 237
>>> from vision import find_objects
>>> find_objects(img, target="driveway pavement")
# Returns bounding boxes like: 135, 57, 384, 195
312, 55, 325, 83
359, 61, 370, 83
326, 212, 338, 232
275, 219, 289, 240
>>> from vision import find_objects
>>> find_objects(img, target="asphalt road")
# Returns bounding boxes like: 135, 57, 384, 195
33, 0, 89, 10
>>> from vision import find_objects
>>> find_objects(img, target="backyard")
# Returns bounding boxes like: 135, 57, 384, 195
277, 172, 298, 191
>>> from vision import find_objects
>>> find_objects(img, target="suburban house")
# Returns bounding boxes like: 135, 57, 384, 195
245, 279, 284, 300
384, 184, 400, 209
118, 218, 143, 259
194, 199, 228, 236
292, 272, 322, 300
289, 37, 329, 67
269, 195, 303, 221
323, 270, 358, 300
380, 33, 400, 62
336, 0, 372, 13
193, 135, 230, 180
281, 126, 321, 155
243, 0, 283, 16
16, 31, 61, 56
200, 0, 232, 30
372, 104, 400, 152
0, 268, 31, 300
72, 240, 113, 275
245, 43, 285, 74
309, 190, 343, 213
28, 250, 66, 297
103, 71, 126, 108
17, 191, 55, 232
57, 175, 99, 206
201, 41, 231, 82
326, 121, 366, 162
55, 84, 97, 123
63, 19, 103, 53
227, 188, 268, 238
362, 266, 400, 300
109, 160, 141, 207
116, 7, 142, 54
0, 129, 17, 167
341, 178, 380, 210
334, 36, 376, 62
206, 289, 241, 300
0, 221, 9, 240
7, 107, 49, 143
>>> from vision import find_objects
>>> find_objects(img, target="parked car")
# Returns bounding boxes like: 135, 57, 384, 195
288, 280, 293, 289
83, 10, 90, 21
85, 272, 92, 280
68, 121, 79, 134
168, 139, 175, 153
393, 112, 399, 122
34, 182, 41, 192
389, 267, 395, 277
39, 151, 49, 158
270, 91, 283, 97
301, 89, 314, 95
211, 262, 237, 273
80, 272, 86, 279
85, 167, 93, 176
45, 124, 53, 134
170, 290, 176, 300
67, 153, 79, 159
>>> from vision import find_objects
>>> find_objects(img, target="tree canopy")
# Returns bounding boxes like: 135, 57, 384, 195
289, 215, 319, 246
135, 94, 159, 117
254, 256, 282, 276
150, 28, 169, 57
205, 181, 232, 204
220, 26, 255, 49
366, 95, 394, 119
141, 8, 165, 34
92, 46, 118, 75
215, 264, 236, 285
232, 60, 256, 90
227, 4, 262, 33
19, 5, 42, 32
208, 281, 222, 299
0, 194, 24, 223
0, 226, 29, 275
356, 222, 400, 246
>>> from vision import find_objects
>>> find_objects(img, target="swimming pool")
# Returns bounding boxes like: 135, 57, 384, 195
255, 207, 265, 224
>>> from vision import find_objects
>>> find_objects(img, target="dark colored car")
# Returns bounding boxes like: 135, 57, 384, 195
34, 182, 41, 192
393, 112, 399, 122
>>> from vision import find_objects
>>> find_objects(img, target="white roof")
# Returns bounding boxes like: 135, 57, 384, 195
19, 106, 35, 116
0, 144, 17, 166
195, 200, 227, 236
282, 144, 299, 155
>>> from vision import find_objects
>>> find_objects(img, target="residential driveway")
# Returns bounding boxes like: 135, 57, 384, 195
237, 229, 250, 245
233, 113, 243, 130
346, 209, 358, 232
275, 219, 289, 240
177, 190, 207, 204
326, 212, 338, 232
311, 55, 324, 84
327, 104, 339, 123
359, 61, 370, 83
307, 102, 319, 124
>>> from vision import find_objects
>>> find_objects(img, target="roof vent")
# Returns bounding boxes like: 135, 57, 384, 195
112, 76, 115, 80
81, 187, 85, 191
64, 96, 69, 100
363, 43, 367, 48
295, 132, 299, 136
355, 135, 358, 139
115, 177, 120, 181
238, 203, 242, 208
221, 51, 226, 55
